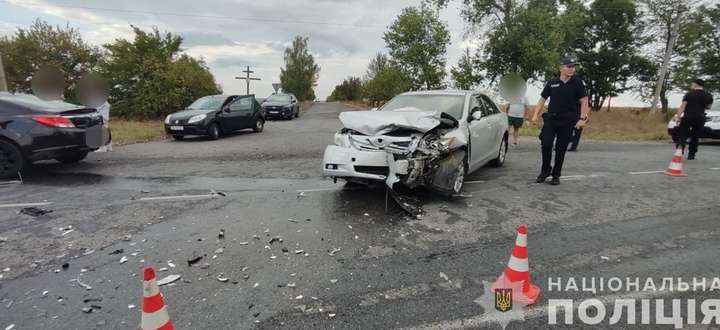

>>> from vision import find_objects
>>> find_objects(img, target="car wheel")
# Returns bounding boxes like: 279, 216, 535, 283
0, 140, 24, 179
253, 118, 265, 133
208, 123, 221, 140
490, 134, 508, 167
55, 150, 89, 164
431, 149, 467, 197
172, 135, 185, 141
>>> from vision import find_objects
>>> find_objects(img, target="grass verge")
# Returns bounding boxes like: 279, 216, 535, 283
109, 119, 166, 145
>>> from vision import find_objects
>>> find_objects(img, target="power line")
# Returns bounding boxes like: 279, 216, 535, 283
0, 0, 390, 29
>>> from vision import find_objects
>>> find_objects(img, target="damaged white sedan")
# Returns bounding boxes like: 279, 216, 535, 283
322, 90, 509, 196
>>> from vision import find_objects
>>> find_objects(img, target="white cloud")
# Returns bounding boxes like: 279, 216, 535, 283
0, 21, 18, 37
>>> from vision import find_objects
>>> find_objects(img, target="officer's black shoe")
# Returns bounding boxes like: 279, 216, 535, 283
549, 177, 560, 185
688, 154, 696, 160
536, 175, 549, 183
568, 146, 577, 152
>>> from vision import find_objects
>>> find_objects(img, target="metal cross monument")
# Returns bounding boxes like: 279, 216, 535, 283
235, 66, 261, 95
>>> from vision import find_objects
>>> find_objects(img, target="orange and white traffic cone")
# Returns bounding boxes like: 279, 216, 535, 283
492, 224, 540, 305
141, 267, 173, 330
664, 147, 686, 177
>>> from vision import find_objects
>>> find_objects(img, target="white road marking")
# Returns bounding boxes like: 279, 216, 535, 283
464, 181, 485, 184
628, 171, 664, 175
0, 202, 53, 209
710, 168, 720, 171
0, 180, 22, 186
398, 285, 681, 330
136, 194, 218, 202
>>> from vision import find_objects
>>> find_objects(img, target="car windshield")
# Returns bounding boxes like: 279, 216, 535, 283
380, 94, 465, 120
0, 93, 85, 111
187, 96, 226, 110
267, 94, 291, 102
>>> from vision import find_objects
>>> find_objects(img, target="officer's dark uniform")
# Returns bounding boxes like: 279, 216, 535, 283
677, 88, 713, 159
538, 75, 587, 180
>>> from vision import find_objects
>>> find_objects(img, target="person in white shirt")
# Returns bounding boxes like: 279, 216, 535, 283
505, 95, 528, 145
96, 101, 112, 152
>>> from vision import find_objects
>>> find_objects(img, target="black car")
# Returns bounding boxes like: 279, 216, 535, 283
262, 93, 299, 120
164, 95, 265, 140
0, 93, 107, 179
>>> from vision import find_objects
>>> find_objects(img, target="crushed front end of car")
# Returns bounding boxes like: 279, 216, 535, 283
322, 108, 468, 195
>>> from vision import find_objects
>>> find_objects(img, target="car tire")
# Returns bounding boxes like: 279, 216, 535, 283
208, 123, 221, 140
489, 134, 508, 167
0, 139, 24, 179
253, 118, 265, 133
172, 135, 185, 141
431, 149, 467, 197
55, 150, 89, 164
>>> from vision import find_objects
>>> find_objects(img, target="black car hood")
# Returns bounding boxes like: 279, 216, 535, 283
169, 109, 216, 119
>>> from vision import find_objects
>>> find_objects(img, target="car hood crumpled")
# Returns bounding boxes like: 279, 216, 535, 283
339, 108, 442, 136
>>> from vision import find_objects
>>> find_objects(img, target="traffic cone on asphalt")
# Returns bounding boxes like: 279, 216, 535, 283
492, 224, 540, 305
141, 267, 174, 330
664, 147, 686, 177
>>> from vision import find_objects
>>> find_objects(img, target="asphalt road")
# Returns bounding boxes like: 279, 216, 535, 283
1, 102, 719, 330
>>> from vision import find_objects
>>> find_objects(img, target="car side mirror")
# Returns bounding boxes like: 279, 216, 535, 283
471, 109, 483, 121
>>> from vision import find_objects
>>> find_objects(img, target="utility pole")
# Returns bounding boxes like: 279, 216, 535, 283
234, 66, 261, 95
650, 7, 685, 113
0, 52, 8, 92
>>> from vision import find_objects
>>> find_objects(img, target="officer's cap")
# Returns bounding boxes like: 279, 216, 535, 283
560, 54, 579, 66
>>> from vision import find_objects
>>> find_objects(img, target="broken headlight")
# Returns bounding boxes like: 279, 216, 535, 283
333, 133, 349, 148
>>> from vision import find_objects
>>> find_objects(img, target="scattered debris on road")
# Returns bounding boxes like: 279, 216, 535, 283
388, 190, 423, 218
439, 272, 449, 281
81, 307, 93, 313
239, 241, 249, 245
70, 276, 93, 290
108, 249, 124, 255
288, 218, 298, 223
328, 248, 341, 256
157, 274, 182, 286
119, 256, 128, 264
218, 229, 225, 240
268, 237, 283, 245
211, 189, 227, 197
294, 250, 304, 254
600, 256, 610, 261
20, 207, 52, 217
217, 274, 229, 282
128, 304, 136, 309
199, 263, 210, 270
187, 256, 203, 266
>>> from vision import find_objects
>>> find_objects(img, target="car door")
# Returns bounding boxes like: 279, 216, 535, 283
467, 94, 496, 171
480, 95, 505, 149
227, 95, 255, 129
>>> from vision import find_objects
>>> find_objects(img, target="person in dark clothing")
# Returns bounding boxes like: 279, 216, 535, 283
675, 79, 713, 160
568, 126, 583, 151
530, 55, 590, 185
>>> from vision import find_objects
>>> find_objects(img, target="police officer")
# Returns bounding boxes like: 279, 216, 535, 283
530, 55, 590, 185
675, 78, 713, 160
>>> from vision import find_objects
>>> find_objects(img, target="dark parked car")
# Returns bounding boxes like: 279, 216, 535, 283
262, 93, 299, 120
164, 95, 265, 140
0, 93, 107, 179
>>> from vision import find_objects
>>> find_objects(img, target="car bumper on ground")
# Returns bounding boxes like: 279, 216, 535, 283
164, 123, 208, 136
322, 145, 411, 181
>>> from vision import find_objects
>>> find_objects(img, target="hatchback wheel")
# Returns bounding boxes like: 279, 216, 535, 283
208, 123, 221, 140
490, 135, 508, 167
253, 119, 265, 133
0, 140, 24, 179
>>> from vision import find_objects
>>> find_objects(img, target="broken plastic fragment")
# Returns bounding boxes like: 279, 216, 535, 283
288, 218, 298, 223
119, 256, 128, 264
282, 247, 289, 253
270, 255, 277, 260
329, 313, 336, 318
294, 250, 304, 254
295, 295, 303, 300
158, 267, 168, 272
128, 304, 136, 309
600, 256, 610, 261
287, 282, 296, 288
218, 229, 225, 240
330, 279, 338, 284
214, 248, 224, 254
187, 256, 203, 266
217, 274, 229, 282
328, 248, 341, 256
239, 242, 249, 245
157, 274, 182, 286
253, 282, 259, 288
439, 272, 449, 281
81, 307, 93, 313
168, 262, 176, 268
199, 263, 210, 270
20, 207, 52, 217
108, 249, 123, 255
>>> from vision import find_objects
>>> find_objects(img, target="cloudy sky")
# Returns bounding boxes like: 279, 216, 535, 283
0, 0, 676, 105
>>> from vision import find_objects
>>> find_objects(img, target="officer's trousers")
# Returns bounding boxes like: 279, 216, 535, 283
676, 116, 705, 156
569, 127, 583, 150
539, 114, 575, 178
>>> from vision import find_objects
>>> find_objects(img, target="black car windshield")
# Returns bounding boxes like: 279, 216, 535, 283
187, 96, 227, 110
266, 94, 291, 102
380, 94, 465, 120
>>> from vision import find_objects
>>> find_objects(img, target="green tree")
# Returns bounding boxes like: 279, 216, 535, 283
327, 77, 363, 102
98, 26, 220, 118
361, 54, 411, 105
574, 0, 651, 111
383, 5, 450, 90
279, 36, 320, 101
674, 4, 720, 93
450, 48, 481, 90
0, 19, 99, 99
